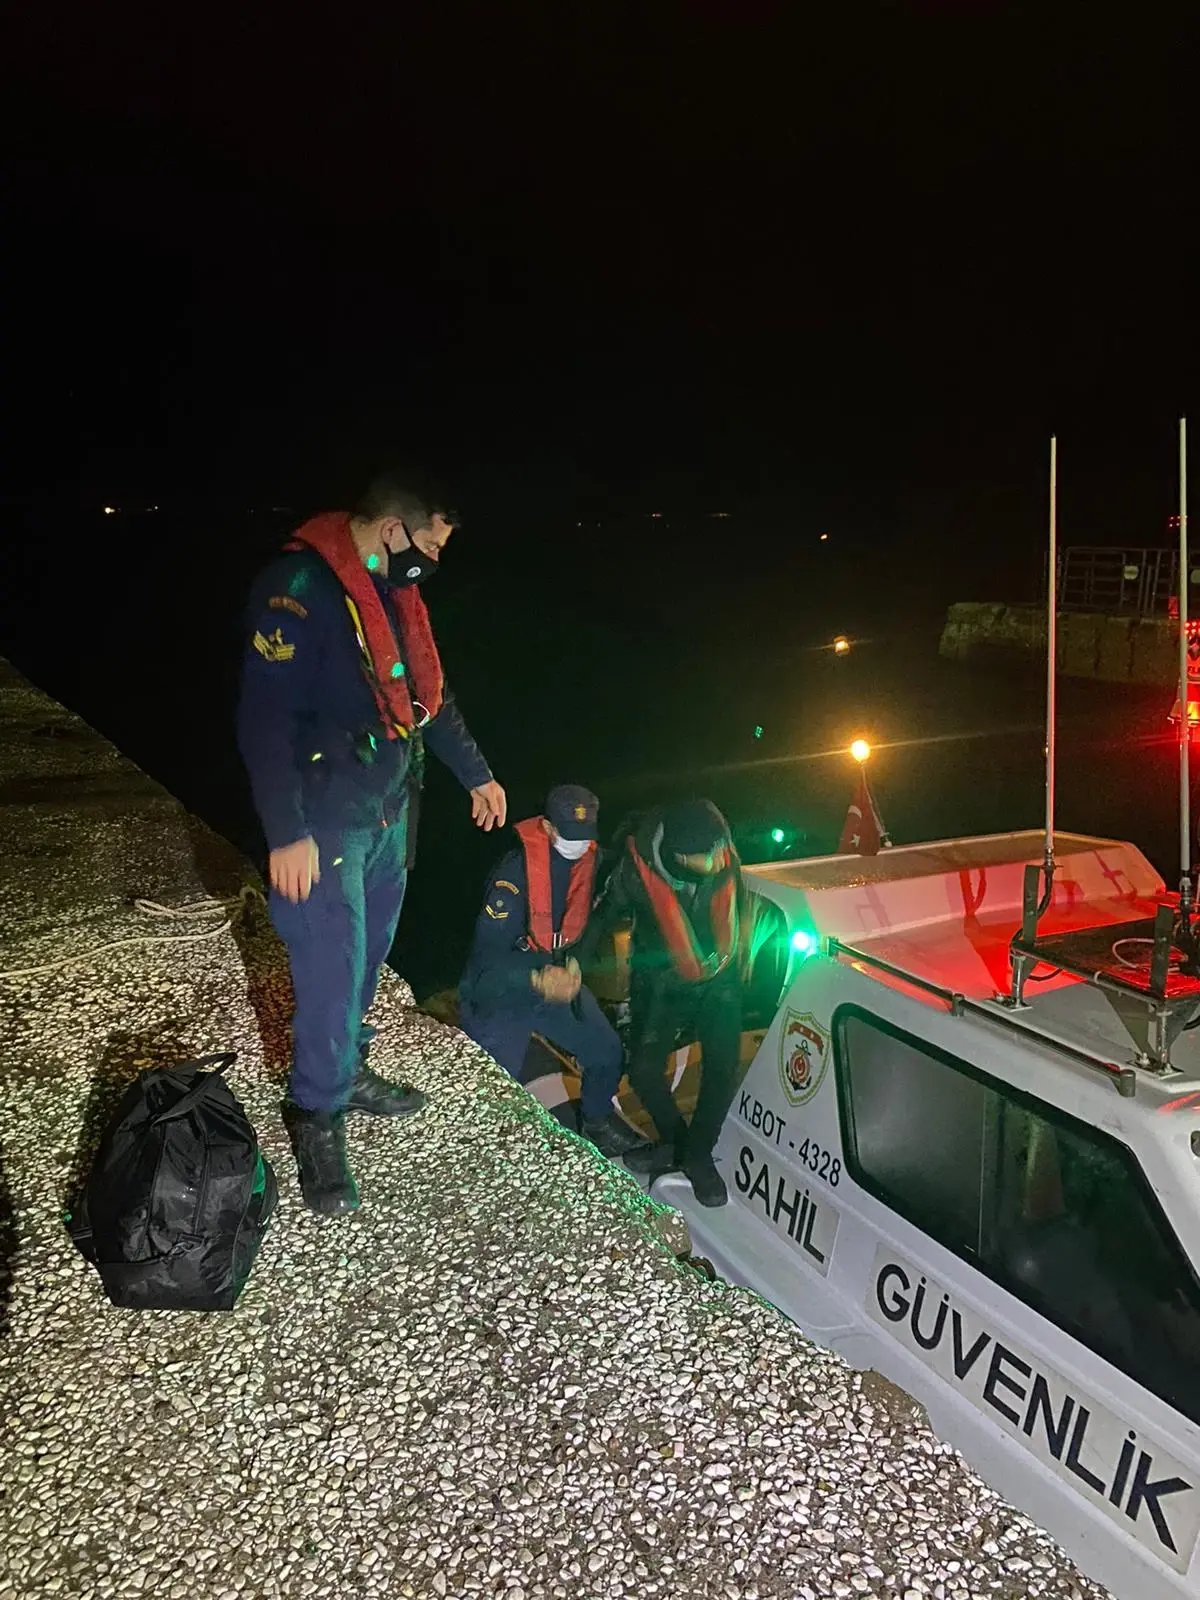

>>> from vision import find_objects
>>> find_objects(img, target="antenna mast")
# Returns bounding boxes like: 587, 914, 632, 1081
1179, 417, 1193, 927
1044, 435, 1057, 888
1005, 435, 1062, 1007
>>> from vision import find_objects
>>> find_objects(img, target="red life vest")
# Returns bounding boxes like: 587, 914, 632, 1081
285, 512, 444, 740
514, 817, 596, 953
628, 840, 739, 983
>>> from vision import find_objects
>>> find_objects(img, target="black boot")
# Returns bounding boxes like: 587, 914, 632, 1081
622, 1141, 680, 1182
283, 1106, 360, 1216
345, 1064, 427, 1119
682, 1153, 728, 1208
581, 1112, 651, 1159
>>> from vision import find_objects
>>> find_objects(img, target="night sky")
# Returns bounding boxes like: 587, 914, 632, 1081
4, 6, 1193, 536
1, 5, 1196, 992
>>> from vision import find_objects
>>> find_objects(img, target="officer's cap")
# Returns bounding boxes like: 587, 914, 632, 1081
545, 784, 599, 841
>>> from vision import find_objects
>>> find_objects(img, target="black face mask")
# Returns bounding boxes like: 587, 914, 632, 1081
388, 541, 440, 588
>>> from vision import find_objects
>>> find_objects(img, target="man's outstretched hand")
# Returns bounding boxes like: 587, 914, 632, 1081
270, 837, 320, 903
470, 781, 508, 831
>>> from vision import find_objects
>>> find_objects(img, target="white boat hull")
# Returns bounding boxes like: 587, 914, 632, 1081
645, 831, 1200, 1600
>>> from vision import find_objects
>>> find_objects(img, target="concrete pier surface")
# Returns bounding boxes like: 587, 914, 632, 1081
0, 659, 1108, 1600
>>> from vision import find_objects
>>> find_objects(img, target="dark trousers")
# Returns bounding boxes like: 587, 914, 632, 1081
269, 817, 408, 1112
626, 970, 742, 1161
461, 987, 623, 1122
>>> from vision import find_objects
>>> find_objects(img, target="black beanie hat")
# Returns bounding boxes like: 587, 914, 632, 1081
662, 798, 728, 858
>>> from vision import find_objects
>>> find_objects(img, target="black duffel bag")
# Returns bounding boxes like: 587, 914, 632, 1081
67, 1052, 277, 1311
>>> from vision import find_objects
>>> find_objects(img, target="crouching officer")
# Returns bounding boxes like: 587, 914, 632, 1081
459, 785, 647, 1160
580, 798, 751, 1207
236, 473, 507, 1217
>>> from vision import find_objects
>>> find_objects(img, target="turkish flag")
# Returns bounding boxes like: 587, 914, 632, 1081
838, 767, 890, 856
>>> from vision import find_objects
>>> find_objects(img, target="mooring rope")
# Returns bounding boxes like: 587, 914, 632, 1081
0, 884, 265, 981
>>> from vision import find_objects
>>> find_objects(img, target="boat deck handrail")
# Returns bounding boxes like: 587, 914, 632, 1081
825, 935, 1140, 1099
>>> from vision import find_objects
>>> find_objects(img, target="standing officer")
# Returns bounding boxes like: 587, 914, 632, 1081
580, 798, 751, 1207
458, 786, 647, 1159
237, 473, 507, 1217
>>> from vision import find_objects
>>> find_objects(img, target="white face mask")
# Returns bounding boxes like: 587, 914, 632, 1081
553, 836, 592, 861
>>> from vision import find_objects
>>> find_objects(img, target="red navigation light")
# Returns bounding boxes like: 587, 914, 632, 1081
1168, 682, 1200, 734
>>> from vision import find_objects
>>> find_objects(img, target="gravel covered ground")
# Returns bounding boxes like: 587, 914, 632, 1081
0, 660, 1111, 1600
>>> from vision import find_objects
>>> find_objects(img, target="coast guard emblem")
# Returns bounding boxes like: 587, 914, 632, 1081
779, 1011, 828, 1105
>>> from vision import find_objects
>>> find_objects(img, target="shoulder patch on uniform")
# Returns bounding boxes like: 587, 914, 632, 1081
253, 627, 296, 663
495, 880, 520, 895
268, 594, 308, 619
484, 903, 509, 921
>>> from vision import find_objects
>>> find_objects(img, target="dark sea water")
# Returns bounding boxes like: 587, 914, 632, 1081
1, 506, 1187, 999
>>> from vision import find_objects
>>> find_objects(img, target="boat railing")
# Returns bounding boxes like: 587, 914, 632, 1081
824, 935, 1140, 1098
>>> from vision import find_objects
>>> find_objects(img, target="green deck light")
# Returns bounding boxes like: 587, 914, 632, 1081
790, 928, 818, 957
770, 827, 786, 844
753, 725, 764, 740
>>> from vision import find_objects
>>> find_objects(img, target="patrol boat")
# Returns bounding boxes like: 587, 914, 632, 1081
652, 429, 1200, 1600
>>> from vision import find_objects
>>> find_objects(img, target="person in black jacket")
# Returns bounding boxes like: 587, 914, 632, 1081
459, 786, 648, 1159
580, 798, 751, 1207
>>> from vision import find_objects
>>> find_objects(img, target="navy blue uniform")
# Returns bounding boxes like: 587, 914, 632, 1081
459, 844, 622, 1121
237, 550, 492, 1112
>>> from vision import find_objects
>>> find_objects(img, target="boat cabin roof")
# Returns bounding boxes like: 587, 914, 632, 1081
746, 829, 1200, 1093
749, 828, 1136, 896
